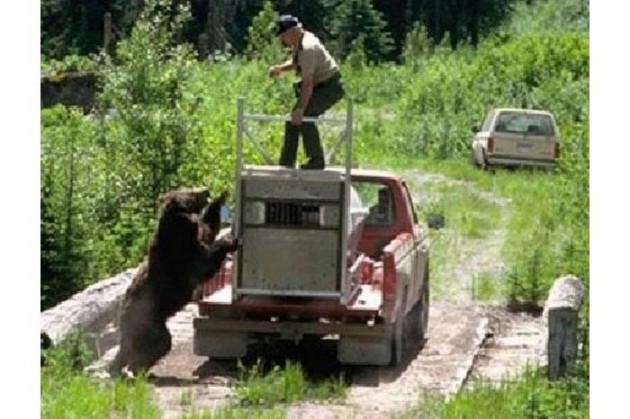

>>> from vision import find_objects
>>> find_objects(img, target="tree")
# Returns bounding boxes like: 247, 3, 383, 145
372, 0, 415, 61
245, 1, 284, 61
41, 107, 101, 309
403, 21, 432, 69
98, 0, 202, 220
325, 0, 394, 63
41, 0, 131, 59
276, 0, 329, 39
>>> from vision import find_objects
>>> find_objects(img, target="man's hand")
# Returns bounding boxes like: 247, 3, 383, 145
291, 108, 304, 125
268, 65, 282, 79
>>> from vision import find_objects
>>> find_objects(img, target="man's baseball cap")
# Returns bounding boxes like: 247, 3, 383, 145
275, 15, 300, 36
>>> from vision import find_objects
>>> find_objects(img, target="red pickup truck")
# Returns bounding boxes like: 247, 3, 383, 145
193, 167, 430, 366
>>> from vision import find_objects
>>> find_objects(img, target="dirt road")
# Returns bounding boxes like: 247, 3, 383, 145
95, 170, 546, 418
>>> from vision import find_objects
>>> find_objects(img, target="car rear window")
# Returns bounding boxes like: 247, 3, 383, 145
481, 110, 495, 131
494, 112, 555, 136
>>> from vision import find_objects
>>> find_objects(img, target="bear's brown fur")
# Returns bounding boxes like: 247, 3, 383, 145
110, 187, 236, 376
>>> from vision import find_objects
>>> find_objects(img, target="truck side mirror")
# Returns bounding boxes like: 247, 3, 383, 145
471, 125, 480, 133
427, 213, 445, 229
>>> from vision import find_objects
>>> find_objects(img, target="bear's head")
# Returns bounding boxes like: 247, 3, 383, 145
157, 187, 210, 216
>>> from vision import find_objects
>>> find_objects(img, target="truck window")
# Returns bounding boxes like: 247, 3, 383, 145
353, 182, 396, 226
495, 111, 556, 135
481, 110, 495, 132
402, 182, 418, 224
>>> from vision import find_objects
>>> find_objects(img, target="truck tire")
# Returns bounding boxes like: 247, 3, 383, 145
419, 267, 430, 341
406, 264, 430, 344
390, 286, 408, 366
480, 150, 490, 171
391, 312, 404, 366
469, 150, 477, 166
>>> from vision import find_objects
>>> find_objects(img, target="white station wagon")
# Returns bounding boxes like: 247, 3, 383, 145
470, 108, 560, 169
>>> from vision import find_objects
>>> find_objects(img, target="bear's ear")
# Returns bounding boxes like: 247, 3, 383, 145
157, 193, 177, 215
209, 190, 229, 207
157, 192, 170, 206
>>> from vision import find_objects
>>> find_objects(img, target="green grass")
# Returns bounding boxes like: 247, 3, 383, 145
42, 374, 159, 419
179, 388, 194, 406
416, 181, 502, 239
397, 365, 589, 419
41, 332, 160, 419
472, 272, 502, 301
180, 359, 345, 418
235, 359, 347, 407
397, 157, 577, 306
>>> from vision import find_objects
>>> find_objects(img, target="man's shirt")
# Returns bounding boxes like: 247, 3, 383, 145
292, 31, 338, 85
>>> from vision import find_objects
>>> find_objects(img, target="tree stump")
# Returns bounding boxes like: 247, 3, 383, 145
543, 275, 584, 379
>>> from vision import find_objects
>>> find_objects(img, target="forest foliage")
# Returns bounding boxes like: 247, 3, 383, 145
41, 0, 531, 61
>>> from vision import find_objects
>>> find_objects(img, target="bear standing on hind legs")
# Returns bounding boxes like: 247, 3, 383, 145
110, 187, 237, 377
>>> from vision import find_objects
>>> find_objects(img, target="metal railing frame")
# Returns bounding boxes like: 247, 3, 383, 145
233, 97, 355, 303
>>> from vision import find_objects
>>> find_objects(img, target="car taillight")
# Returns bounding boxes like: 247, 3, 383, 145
487, 137, 494, 153
554, 143, 560, 158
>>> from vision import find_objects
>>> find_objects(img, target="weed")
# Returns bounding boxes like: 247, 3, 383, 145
41, 334, 159, 418
399, 364, 588, 419
234, 359, 347, 407
472, 272, 499, 301
180, 388, 194, 406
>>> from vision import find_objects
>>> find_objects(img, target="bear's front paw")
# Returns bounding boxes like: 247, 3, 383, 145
217, 236, 239, 252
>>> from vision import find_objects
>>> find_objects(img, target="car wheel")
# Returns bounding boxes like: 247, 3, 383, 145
480, 150, 490, 171
469, 150, 477, 166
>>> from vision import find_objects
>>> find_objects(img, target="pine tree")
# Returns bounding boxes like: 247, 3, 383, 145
245, 0, 284, 62
324, 0, 394, 64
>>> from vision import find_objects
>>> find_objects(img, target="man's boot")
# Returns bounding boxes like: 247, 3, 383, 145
300, 158, 325, 170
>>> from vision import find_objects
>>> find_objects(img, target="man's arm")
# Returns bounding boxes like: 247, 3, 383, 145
268, 58, 295, 78
297, 77, 314, 110
291, 76, 314, 125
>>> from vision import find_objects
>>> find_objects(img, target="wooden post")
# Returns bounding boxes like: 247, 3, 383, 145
544, 275, 584, 379
104, 12, 113, 52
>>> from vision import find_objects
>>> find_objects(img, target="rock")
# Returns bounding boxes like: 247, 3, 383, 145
40, 268, 137, 357
543, 274, 585, 313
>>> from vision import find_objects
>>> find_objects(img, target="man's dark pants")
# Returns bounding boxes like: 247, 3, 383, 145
279, 74, 345, 167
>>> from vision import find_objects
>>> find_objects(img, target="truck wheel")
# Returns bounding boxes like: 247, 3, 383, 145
469, 150, 477, 166
419, 269, 430, 341
391, 310, 404, 366
390, 287, 408, 366
407, 265, 429, 344
480, 150, 490, 171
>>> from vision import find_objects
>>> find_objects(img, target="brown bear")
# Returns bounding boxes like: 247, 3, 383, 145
110, 187, 237, 377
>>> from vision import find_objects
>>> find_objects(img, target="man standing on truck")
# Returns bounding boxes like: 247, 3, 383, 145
268, 15, 345, 170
